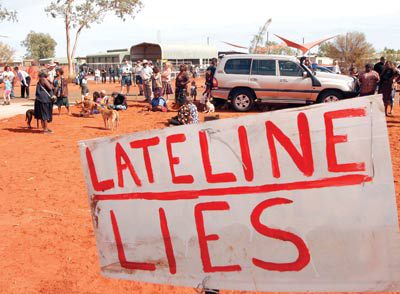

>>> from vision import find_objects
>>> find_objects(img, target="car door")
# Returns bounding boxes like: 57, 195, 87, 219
222, 58, 252, 90
277, 60, 313, 102
248, 59, 279, 100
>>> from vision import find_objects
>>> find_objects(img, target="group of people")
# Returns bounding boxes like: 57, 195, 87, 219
358, 56, 400, 116
2, 65, 31, 105
94, 66, 122, 85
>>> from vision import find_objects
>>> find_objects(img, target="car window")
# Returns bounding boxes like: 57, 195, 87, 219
224, 59, 251, 75
279, 60, 303, 77
251, 60, 276, 76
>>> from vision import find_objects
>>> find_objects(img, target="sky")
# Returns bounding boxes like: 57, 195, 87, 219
2, 0, 400, 58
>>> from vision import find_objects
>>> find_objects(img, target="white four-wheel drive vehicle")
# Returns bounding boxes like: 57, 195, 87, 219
212, 54, 359, 112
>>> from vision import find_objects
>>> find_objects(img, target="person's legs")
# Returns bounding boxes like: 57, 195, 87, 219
25, 77, 31, 98
21, 85, 25, 98
58, 106, 62, 115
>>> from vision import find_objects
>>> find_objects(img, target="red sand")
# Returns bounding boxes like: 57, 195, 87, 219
0, 82, 399, 294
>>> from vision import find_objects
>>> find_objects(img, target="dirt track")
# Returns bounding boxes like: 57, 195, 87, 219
0, 82, 399, 294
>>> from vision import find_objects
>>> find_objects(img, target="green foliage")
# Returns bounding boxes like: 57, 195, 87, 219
381, 47, 400, 62
316, 32, 375, 68
0, 42, 15, 63
21, 31, 57, 60
45, 0, 143, 75
45, 0, 143, 31
264, 41, 296, 55
0, 3, 17, 22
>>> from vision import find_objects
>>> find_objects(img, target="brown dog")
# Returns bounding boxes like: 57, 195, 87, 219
25, 109, 39, 128
100, 107, 119, 131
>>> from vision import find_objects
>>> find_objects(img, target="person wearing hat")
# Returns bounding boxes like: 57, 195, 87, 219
34, 70, 54, 133
47, 63, 57, 83
140, 60, 153, 103
121, 59, 133, 95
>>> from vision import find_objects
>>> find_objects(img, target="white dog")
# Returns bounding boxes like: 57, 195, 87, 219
204, 98, 215, 113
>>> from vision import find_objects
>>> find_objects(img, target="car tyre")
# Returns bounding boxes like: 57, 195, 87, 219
231, 89, 254, 112
317, 90, 343, 103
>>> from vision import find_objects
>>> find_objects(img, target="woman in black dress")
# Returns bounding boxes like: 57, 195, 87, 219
175, 64, 190, 107
34, 71, 54, 133
379, 61, 399, 116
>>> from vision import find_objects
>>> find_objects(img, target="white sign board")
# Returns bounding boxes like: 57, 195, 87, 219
79, 96, 400, 292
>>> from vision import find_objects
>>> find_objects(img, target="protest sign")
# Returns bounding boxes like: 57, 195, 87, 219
79, 95, 400, 292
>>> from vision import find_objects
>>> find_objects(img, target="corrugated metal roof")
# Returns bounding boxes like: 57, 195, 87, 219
130, 42, 218, 60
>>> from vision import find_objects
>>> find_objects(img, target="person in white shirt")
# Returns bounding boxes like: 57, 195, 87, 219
140, 60, 153, 103
333, 60, 341, 74
120, 59, 133, 95
134, 61, 144, 96
14, 66, 31, 98
47, 63, 57, 83
94, 69, 101, 84
3, 66, 15, 98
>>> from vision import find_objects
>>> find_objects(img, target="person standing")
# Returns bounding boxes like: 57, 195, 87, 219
205, 58, 217, 95
3, 76, 12, 105
101, 68, 107, 84
359, 64, 380, 96
47, 63, 57, 83
175, 64, 190, 107
378, 61, 399, 116
121, 59, 133, 95
161, 62, 173, 100
332, 60, 341, 74
374, 56, 386, 77
34, 71, 54, 133
152, 67, 162, 93
134, 61, 144, 96
140, 60, 153, 103
94, 68, 101, 84
14, 66, 31, 98
108, 66, 116, 83
53, 68, 70, 115
3, 66, 15, 98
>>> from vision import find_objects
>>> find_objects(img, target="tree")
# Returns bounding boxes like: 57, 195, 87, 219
0, 42, 15, 64
317, 32, 375, 70
0, 3, 17, 22
46, 0, 143, 77
381, 47, 400, 62
21, 31, 57, 60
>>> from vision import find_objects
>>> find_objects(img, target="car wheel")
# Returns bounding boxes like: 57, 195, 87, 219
231, 89, 254, 112
317, 90, 343, 103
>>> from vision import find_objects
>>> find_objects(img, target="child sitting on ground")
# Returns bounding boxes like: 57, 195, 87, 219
149, 89, 168, 112
3, 76, 11, 105
111, 92, 128, 110
190, 80, 197, 101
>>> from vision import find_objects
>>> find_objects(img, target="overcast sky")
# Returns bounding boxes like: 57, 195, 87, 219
2, 0, 400, 58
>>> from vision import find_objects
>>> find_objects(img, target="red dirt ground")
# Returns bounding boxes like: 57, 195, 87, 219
0, 81, 399, 294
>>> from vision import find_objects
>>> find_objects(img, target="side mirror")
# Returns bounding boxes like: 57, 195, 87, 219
302, 71, 309, 78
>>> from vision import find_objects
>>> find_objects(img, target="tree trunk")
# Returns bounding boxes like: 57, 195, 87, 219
71, 25, 84, 72
65, 13, 73, 79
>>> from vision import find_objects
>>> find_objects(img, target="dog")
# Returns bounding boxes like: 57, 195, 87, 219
204, 99, 215, 114
25, 109, 39, 128
100, 107, 120, 131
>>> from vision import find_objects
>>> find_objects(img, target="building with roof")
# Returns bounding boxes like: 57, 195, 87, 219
130, 42, 218, 67
85, 49, 130, 69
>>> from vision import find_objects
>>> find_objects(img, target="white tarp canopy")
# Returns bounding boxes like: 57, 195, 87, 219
130, 42, 218, 61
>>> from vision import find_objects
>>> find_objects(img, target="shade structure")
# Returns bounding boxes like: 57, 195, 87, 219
130, 42, 218, 63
